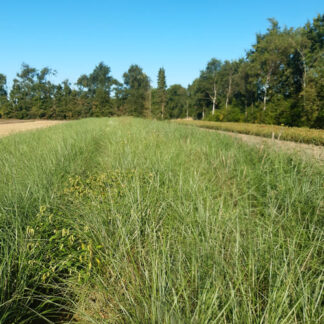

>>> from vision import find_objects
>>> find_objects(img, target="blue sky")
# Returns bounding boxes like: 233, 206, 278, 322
0, 0, 323, 88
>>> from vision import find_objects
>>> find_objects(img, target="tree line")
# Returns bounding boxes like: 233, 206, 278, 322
0, 15, 323, 128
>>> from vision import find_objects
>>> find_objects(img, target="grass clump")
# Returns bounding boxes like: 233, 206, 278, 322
0, 117, 323, 323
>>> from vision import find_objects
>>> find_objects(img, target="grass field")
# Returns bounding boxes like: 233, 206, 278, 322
174, 120, 324, 146
0, 117, 323, 323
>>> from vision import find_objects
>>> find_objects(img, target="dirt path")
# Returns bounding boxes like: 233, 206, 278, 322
0, 120, 65, 137
205, 129, 324, 162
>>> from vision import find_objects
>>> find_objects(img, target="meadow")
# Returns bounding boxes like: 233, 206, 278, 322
0, 117, 323, 323
174, 120, 324, 146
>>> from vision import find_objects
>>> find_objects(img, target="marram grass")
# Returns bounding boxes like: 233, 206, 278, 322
0, 117, 323, 323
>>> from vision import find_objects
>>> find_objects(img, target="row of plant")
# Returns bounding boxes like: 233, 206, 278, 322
174, 119, 324, 145
0, 119, 109, 322
1, 118, 323, 322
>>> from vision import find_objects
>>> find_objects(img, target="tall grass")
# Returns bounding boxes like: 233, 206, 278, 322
0, 117, 323, 323
0, 119, 107, 322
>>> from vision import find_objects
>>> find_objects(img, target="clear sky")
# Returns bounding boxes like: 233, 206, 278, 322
0, 0, 323, 88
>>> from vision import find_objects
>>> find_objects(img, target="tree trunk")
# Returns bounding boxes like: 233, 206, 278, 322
161, 91, 166, 119
186, 102, 189, 119
263, 72, 271, 111
211, 82, 217, 115
263, 90, 267, 111
148, 89, 152, 118
289, 38, 308, 110
225, 75, 232, 110
212, 100, 215, 115
161, 102, 164, 119
300, 52, 307, 109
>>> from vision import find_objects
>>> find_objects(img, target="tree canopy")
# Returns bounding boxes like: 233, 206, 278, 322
0, 15, 323, 128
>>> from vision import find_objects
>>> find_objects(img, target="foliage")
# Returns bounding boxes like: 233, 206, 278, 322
0, 15, 323, 128
187, 15, 324, 128
0, 74, 8, 118
76, 62, 116, 117
156, 67, 167, 119
166, 84, 188, 119
122, 65, 150, 117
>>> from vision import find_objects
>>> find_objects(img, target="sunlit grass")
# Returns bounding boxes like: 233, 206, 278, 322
0, 117, 323, 323
174, 119, 324, 145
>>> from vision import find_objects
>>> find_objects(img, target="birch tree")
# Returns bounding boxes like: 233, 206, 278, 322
250, 19, 290, 111
200, 58, 222, 115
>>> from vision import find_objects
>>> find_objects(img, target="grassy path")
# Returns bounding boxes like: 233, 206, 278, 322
174, 119, 324, 145
202, 128, 324, 162
0, 118, 323, 323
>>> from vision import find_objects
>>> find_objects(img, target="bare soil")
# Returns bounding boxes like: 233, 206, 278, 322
214, 129, 324, 162
0, 120, 65, 137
